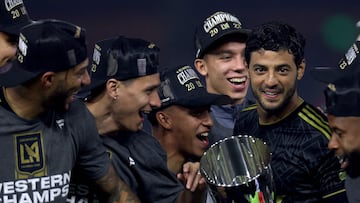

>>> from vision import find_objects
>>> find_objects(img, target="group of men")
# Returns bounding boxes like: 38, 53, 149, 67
1, 0, 360, 203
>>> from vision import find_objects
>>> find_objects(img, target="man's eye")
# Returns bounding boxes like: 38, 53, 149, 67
279, 67, 289, 73
254, 67, 265, 73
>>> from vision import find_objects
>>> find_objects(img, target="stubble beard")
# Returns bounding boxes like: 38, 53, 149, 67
345, 150, 360, 178
252, 85, 296, 115
44, 86, 69, 114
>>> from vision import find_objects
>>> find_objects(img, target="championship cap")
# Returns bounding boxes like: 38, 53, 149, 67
0, 19, 88, 87
311, 39, 360, 117
84, 36, 160, 92
311, 40, 360, 84
157, 64, 232, 109
194, 11, 251, 59
0, 0, 32, 35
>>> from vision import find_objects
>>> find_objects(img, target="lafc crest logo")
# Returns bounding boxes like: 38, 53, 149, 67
15, 132, 47, 178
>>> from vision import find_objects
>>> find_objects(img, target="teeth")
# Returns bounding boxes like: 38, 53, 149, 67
199, 133, 208, 137
265, 92, 277, 95
229, 77, 246, 83
140, 111, 149, 116
336, 155, 345, 164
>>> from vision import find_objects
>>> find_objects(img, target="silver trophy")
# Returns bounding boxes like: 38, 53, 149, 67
200, 135, 274, 203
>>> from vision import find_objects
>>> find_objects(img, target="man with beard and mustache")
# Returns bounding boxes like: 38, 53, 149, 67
0, 20, 140, 203
312, 33, 360, 202
233, 21, 348, 202
0, 0, 32, 70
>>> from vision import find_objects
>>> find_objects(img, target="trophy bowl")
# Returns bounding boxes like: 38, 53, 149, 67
200, 135, 274, 203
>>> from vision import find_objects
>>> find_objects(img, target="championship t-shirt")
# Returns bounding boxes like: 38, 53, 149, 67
0, 90, 110, 203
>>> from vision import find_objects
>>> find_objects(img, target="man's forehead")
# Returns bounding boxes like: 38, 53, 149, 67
74, 58, 89, 70
206, 41, 246, 55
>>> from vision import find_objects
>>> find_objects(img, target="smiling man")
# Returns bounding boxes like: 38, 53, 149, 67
312, 33, 360, 202
0, 20, 140, 203
194, 11, 253, 146
68, 36, 162, 203
233, 21, 348, 202
148, 64, 231, 202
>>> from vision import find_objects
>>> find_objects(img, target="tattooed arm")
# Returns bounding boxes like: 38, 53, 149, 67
96, 164, 141, 203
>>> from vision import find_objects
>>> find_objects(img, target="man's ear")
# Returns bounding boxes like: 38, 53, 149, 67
297, 59, 306, 80
106, 79, 120, 100
194, 58, 208, 77
41, 72, 56, 88
156, 111, 172, 129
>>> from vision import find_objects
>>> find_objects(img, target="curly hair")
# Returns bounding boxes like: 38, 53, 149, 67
245, 21, 306, 67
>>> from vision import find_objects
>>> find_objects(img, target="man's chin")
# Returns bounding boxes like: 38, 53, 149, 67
346, 167, 360, 178
345, 153, 360, 178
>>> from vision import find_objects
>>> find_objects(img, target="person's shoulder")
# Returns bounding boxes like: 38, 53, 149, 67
237, 103, 258, 121
234, 104, 259, 133
63, 99, 97, 135
106, 130, 161, 152
65, 99, 94, 121
241, 103, 257, 112
298, 101, 328, 119
296, 101, 331, 139
67, 99, 88, 113
129, 130, 162, 150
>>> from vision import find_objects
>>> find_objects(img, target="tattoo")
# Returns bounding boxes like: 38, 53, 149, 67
109, 179, 141, 203
96, 165, 141, 203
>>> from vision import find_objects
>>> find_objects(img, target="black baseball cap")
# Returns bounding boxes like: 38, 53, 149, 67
157, 65, 232, 108
311, 40, 360, 84
194, 11, 251, 59
0, 19, 88, 87
311, 39, 360, 117
0, 0, 32, 35
83, 36, 160, 94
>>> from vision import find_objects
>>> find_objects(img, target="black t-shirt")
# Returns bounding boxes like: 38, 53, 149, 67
0, 89, 110, 203
68, 130, 183, 203
233, 101, 346, 203
104, 130, 183, 203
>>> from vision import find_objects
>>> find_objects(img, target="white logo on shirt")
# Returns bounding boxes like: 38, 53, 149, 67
56, 119, 64, 129
129, 157, 135, 166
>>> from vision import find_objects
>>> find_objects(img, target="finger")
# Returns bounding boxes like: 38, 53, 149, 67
190, 172, 202, 191
185, 170, 196, 189
182, 162, 191, 174
177, 173, 184, 182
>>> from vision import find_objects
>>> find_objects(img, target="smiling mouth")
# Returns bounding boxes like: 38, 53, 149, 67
336, 155, 348, 169
228, 77, 246, 85
197, 132, 209, 141
264, 91, 278, 96
139, 111, 147, 118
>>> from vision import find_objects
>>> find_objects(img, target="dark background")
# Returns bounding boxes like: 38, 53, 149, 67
24, 0, 359, 106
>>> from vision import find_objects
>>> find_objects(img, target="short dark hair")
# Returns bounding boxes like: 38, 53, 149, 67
245, 21, 306, 67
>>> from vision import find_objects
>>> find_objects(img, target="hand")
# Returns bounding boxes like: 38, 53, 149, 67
177, 162, 206, 192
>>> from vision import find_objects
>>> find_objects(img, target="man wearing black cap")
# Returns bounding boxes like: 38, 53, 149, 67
68, 36, 163, 202
233, 21, 348, 202
194, 11, 253, 146
148, 64, 231, 202
0, 0, 32, 69
0, 20, 140, 203
312, 34, 360, 202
